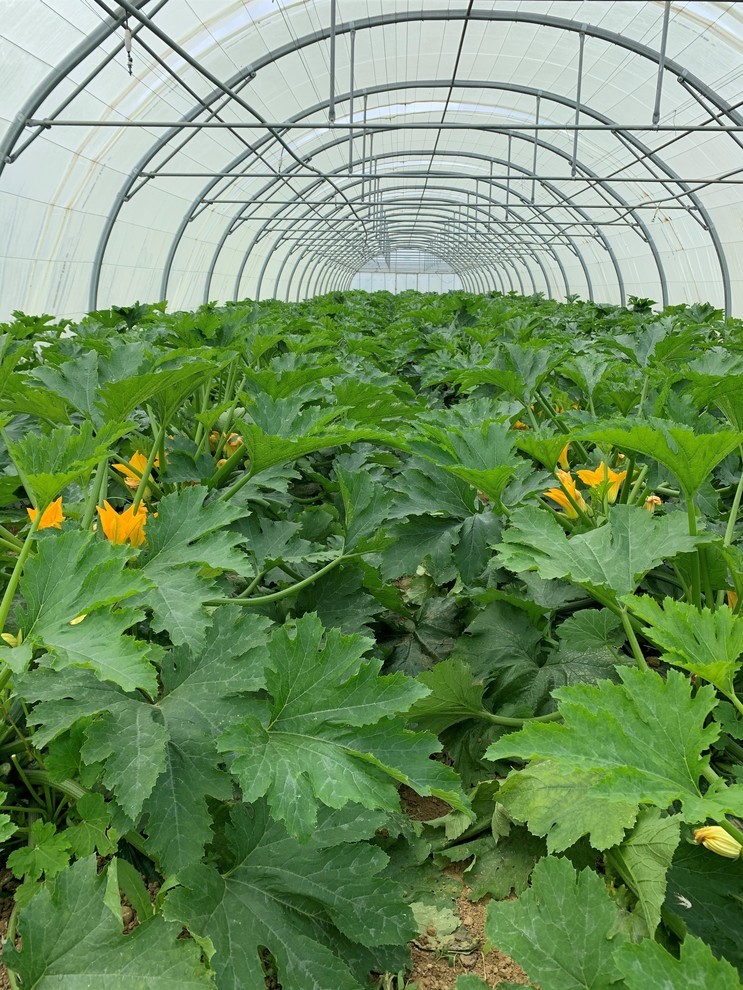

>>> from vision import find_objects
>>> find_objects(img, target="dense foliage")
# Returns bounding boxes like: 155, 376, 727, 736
0, 288, 742, 988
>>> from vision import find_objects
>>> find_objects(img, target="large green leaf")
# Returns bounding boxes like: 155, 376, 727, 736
95, 351, 219, 422
627, 596, 743, 701
407, 658, 491, 734
616, 935, 743, 990
137, 486, 250, 648
8, 421, 129, 507
218, 613, 468, 839
410, 420, 520, 510
4, 857, 214, 988
17, 609, 272, 865
165, 803, 414, 990
17, 530, 155, 693
485, 856, 626, 989
336, 465, 393, 552
486, 668, 743, 851
497, 504, 702, 600
604, 808, 681, 936
579, 420, 743, 495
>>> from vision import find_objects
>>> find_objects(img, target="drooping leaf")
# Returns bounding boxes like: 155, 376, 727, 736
165, 803, 415, 990
579, 420, 743, 495
383, 596, 463, 676
381, 516, 462, 583
485, 856, 626, 989
4, 857, 214, 988
486, 668, 743, 851
218, 613, 468, 839
8, 421, 130, 507
497, 504, 702, 601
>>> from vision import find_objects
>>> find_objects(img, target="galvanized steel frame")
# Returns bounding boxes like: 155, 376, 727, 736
2, 4, 740, 310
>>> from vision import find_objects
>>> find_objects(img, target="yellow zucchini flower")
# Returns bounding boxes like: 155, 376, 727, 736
27, 497, 65, 530
576, 462, 627, 504
644, 495, 662, 513
96, 501, 148, 548
558, 443, 570, 470
114, 451, 158, 491
694, 826, 742, 860
543, 470, 588, 518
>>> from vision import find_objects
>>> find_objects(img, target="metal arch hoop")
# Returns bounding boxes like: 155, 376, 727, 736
279, 211, 538, 303
262, 189, 567, 302
222, 141, 630, 306
282, 209, 551, 304
153, 70, 693, 309
82, 9, 737, 309
1, 6, 736, 309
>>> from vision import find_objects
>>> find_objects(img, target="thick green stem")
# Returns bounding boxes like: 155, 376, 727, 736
0, 525, 23, 551
627, 465, 649, 505
723, 450, 743, 549
0, 513, 40, 636
686, 493, 702, 609
81, 458, 108, 530
620, 607, 649, 671
131, 424, 165, 513
638, 375, 649, 417
206, 553, 346, 606
618, 455, 635, 504
207, 442, 250, 492
481, 709, 562, 728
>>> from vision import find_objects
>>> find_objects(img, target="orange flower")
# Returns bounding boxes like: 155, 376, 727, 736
210, 432, 243, 457
114, 451, 158, 491
728, 590, 739, 610
558, 443, 570, 470
513, 420, 529, 431
576, 462, 627, 504
644, 495, 662, 513
543, 470, 588, 518
96, 501, 148, 548
27, 497, 65, 530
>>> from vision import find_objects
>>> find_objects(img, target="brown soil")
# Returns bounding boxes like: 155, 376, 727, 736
400, 793, 529, 990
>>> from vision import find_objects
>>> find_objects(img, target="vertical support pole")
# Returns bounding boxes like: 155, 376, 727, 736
367, 131, 374, 217
572, 27, 586, 177
532, 93, 540, 203
361, 94, 368, 204
348, 28, 356, 170
328, 0, 337, 124
506, 134, 512, 219
653, 2, 671, 126
488, 160, 493, 227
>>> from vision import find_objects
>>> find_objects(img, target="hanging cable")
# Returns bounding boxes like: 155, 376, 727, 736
123, 15, 133, 76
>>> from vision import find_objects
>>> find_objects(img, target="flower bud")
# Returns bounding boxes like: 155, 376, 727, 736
694, 826, 742, 860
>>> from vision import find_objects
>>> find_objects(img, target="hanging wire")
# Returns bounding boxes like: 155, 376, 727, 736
123, 15, 133, 76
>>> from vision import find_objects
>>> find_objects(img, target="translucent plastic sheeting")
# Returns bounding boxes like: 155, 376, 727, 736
0, 0, 741, 319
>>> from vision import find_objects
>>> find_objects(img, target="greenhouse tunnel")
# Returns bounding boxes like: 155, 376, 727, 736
1, 0, 742, 319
